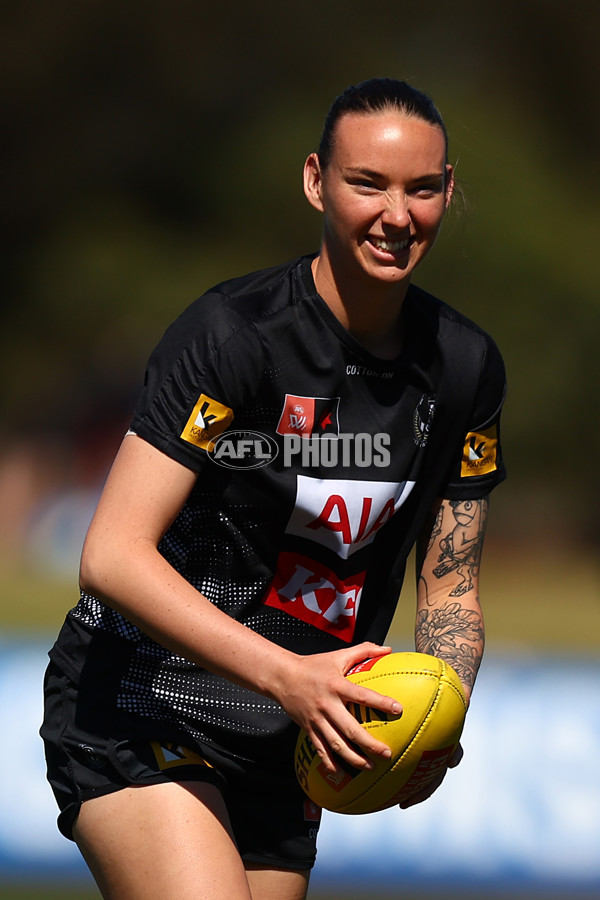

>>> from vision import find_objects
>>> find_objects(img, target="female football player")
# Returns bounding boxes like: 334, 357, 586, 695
41, 78, 506, 900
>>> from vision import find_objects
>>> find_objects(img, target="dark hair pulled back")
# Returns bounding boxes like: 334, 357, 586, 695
317, 78, 448, 169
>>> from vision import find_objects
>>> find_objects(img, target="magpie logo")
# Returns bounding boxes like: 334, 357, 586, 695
413, 393, 436, 447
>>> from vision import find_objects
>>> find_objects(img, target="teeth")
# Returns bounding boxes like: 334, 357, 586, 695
372, 237, 409, 252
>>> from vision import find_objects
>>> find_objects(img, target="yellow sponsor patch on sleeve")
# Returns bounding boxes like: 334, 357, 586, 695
461, 424, 498, 477
180, 393, 234, 450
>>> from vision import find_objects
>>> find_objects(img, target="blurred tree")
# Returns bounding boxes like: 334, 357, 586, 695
1, 0, 598, 546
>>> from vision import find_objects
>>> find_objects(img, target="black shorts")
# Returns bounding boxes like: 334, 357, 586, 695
40, 661, 321, 870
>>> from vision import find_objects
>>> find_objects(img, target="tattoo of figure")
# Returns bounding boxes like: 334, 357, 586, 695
416, 497, 489, 693
432, 499, 487, 597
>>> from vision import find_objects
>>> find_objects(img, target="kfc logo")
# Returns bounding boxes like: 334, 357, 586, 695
264, 553, 364, 642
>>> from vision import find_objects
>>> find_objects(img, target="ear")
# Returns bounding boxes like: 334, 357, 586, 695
444, 164, 455, 209
303, 152, 325, 213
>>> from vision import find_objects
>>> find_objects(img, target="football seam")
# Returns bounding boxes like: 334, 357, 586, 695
350, 664, 467, 722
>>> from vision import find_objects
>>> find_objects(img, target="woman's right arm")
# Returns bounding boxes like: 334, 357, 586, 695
80, 433, 399, 771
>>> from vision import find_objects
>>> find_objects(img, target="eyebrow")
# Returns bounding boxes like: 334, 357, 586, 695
343, 166, 445, 182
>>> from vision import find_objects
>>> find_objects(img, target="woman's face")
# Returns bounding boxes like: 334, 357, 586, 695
304, 110, 454, 289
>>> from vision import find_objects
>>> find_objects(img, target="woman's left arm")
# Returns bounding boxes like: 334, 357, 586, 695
414, 495, 489, 703
398, 495, 489, 810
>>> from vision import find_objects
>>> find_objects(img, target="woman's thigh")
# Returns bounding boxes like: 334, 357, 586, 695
73, 781, 253, 900
246, 863, 310, 900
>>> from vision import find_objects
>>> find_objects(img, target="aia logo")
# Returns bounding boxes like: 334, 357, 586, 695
264, 552, 364, 642
285, 475, 415, 559
276, 394, 339, 438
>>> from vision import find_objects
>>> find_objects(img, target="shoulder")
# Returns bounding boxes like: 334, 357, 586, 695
407, 283, 505, 374
408, 283, 495, 343
209, 256, 307, 306
194, 255, 308, 323
152, 255, 309, 363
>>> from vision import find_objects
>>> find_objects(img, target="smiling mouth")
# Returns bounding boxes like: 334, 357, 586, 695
369, 236, 410, 254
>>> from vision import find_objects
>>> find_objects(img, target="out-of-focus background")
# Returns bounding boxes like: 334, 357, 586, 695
1, 1, 598, 898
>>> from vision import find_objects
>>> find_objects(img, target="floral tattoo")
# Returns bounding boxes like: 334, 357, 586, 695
415, 602, 484, 690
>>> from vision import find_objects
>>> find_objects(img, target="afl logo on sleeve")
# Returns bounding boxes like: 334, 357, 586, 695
181, 393, 234, 451
461, 425, 498, 477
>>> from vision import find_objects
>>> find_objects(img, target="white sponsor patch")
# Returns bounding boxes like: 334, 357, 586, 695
286, 475, 415, 559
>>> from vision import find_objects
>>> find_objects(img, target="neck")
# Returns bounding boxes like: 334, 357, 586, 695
311, 253, 409, 360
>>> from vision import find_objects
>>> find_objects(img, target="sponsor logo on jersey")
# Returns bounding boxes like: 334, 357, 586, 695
413, 393, 436, 447
181, 393, 234, 450
345, 364, 394, 379
460, 424, 498, 477
264, 552, 365, 642
285, 475, 416, 559
276, 395, 340, 438
151, 741, 212, 770
209, 430, 279, 469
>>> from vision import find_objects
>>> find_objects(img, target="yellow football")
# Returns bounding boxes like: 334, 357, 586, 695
294, 651, 467, 815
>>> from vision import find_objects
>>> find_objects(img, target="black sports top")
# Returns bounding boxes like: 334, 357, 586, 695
49, 255, 506, 762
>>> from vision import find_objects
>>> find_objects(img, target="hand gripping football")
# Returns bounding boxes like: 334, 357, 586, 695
294, 651, 467, 815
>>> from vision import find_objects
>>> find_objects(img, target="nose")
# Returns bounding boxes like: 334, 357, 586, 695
381, 192, 410, 229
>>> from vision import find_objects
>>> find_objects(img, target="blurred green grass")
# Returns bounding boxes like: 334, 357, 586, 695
3, 544, 597, 652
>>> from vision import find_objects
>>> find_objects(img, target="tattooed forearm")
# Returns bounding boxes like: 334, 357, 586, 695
415, 601, 484, 693
416, 496, 489, 697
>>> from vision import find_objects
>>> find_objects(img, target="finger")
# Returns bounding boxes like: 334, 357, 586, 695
398, 744, 463, 809
332, 701, 395, 765
310, 719, 378, 773
399, 769, 447, 809
342, 643, 392, 672
448, 743, 464, 768
342, 680, 403, 719
398, 772, 446, 809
